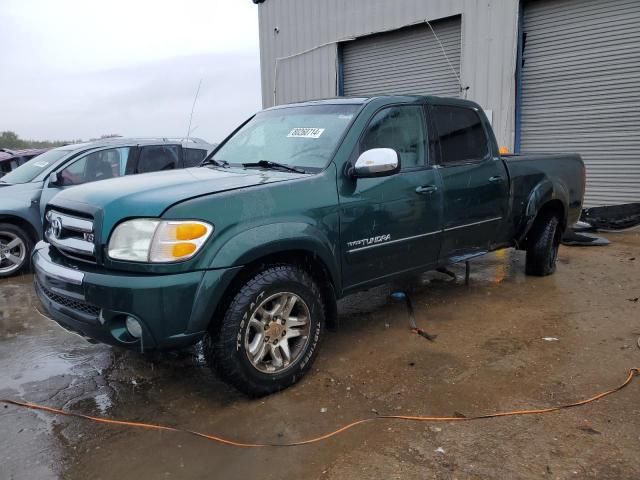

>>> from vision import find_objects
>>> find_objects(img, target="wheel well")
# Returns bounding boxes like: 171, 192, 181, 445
0, 215, 39, 244
537, 200, 566, 229
209, 250, 339, 331
522, 200, 566, 249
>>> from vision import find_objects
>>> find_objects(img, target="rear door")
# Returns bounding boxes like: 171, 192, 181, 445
339, 104, 443, 289
430, 104, 509, 260
183, 147, 208, 168
134, 144, 182, 174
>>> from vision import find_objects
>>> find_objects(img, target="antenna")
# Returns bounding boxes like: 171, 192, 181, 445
425, 20, 468, 98
186, 79, 202, 139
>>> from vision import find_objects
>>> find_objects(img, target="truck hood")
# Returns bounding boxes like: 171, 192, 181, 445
48, 167, 305, 218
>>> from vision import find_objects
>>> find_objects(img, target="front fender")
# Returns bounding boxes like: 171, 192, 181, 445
209, 222, 341, 291
0, 204, 42, 240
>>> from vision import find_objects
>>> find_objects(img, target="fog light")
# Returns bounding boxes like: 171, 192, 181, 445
125, 316, 143, 339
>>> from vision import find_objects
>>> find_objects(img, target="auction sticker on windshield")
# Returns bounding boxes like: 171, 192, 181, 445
288, 128, 325, 139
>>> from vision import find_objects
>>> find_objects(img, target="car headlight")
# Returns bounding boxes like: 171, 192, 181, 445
108, 219, 213, 263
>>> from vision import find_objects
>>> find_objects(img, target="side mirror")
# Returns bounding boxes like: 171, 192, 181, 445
351, 148, 400, 178
48, 171, 60, 187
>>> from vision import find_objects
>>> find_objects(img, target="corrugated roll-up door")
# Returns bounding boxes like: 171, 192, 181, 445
520, 0, 640, 207
342, 16, 462, 98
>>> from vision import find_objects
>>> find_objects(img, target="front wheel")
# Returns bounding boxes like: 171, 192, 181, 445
0, 223, 33, 278
206, 265, 324, 396
525, 213, 562, 276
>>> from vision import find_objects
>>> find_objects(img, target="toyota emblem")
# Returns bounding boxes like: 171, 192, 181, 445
51, 217, 62, 239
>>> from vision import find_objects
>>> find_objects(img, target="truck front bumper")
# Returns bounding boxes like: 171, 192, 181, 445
32, 242, 240, 350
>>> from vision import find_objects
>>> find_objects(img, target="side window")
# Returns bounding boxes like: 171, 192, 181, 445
361, 106, 426, 170
137, 145, 180, 173
431, 105, 489, 165
59, 147, 131, 186
183, 148, 207, 167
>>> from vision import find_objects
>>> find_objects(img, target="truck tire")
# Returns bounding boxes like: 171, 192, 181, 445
525, 213, 562, 277
0, 223, 33, 278
206, 265, 324, 396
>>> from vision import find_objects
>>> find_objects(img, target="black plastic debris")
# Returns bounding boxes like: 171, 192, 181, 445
562, 228, 610, 247
581, 203, 640, 231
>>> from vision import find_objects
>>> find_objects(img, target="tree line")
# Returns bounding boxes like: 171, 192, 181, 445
0, 131, 120, 150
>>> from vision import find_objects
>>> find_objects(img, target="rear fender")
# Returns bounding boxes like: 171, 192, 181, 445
516, 180, 568, 246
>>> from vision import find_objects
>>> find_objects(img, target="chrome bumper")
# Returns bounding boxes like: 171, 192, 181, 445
32, 241, 84, 286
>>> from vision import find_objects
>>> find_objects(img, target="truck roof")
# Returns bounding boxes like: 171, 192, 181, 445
267, 95, 482, 110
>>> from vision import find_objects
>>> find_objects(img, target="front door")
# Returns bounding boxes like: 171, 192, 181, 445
339, 105, 443, 290
430, 104, 509, 260
39, 146, 134, 218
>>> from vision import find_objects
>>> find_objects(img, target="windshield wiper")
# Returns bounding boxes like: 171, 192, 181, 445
242, 160, 306, 174
201, 158, 229, 168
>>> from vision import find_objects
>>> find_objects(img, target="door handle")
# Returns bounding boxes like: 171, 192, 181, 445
415, 185, 437, 195
488, 175, 504, 183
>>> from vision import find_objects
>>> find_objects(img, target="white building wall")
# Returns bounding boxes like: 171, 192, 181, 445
258, 0, 520, 148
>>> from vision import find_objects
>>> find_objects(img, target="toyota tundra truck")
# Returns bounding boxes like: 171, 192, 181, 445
33, 96, 585, 395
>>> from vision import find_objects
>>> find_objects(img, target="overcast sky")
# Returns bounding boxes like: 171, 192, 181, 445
0, 0, 262, 143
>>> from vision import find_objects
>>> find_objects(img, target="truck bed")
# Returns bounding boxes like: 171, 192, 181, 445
503, 152, 585, 238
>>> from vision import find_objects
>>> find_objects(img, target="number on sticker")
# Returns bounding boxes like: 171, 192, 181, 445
287, 128, 325, 139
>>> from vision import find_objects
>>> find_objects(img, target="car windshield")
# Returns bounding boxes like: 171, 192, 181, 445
212, 104, 360, 172
1, 149, 70, 184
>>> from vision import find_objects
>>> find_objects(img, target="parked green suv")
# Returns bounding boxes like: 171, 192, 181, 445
34, 96, 584, 395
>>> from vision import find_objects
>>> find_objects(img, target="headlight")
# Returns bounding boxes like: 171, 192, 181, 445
108, 219, 213, 263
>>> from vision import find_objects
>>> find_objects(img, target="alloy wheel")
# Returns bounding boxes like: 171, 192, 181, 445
244, 291, 311, 373
0, 232, 26, 275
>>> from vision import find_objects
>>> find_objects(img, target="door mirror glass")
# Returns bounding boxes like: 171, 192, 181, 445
48, 171, 60, 187
353, 148, 400, 178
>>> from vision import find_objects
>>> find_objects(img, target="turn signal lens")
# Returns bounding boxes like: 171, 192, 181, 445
172, 243, 197, 257
175, 223, 208, 240
149, 220, 213, 262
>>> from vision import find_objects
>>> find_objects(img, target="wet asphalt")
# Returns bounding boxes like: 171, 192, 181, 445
1, 231, 639, 479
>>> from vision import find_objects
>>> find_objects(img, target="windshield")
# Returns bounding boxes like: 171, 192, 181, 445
212, 104, 360, 172
1, 149, 70, 184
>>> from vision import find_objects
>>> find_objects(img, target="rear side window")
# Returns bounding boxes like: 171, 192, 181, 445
137, 145, 180, 173
360, 105, 426, 170
184, 148, 207, 167
432, 105, 488, 164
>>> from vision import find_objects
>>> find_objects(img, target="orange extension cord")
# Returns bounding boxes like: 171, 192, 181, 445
2, 368, 638, 448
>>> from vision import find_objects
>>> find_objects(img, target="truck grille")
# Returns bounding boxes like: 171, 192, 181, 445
39, 283, 101, 318
45, 210, 96, 263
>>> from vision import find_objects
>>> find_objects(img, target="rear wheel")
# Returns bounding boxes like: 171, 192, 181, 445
206, 265, 324, 396
0, 223, 32, 278
525, 213, 562, 276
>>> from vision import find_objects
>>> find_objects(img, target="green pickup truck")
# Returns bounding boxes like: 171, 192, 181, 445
34, 96, 584, 395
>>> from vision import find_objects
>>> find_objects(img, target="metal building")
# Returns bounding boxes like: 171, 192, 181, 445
256, 0, 639, 207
